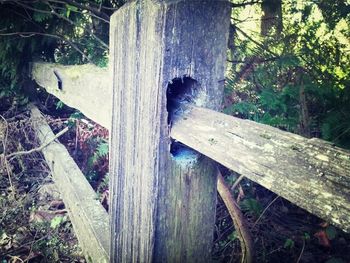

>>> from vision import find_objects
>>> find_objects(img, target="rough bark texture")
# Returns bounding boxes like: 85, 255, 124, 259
109, 1, 230, 262
32, 62, 111, 129
299, 77, 311, 137
171, 106, 350, 233
30, 105, 110, 263
261, 0, 283, 36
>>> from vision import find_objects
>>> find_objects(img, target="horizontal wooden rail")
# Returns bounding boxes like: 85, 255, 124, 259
30, 105, 109, 262
171, 106, 350, 233
32, 62, 111, 129
32, 63, 350, 232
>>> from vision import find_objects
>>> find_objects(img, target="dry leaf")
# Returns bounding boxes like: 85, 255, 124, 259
314, 230, 331, 248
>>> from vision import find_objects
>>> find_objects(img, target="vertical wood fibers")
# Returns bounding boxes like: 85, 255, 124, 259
109, 1, 230, 262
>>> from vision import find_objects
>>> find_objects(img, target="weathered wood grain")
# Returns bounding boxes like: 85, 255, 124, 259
109, 0, 230, 262
30, 105, 110, 263
171, 106, 350, 233
31, 62, 350, 234
32, 62, 111, 129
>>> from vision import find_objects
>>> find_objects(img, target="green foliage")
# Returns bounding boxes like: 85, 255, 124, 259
303, 232, 311, 241
228, 231, 238, 242
240, 198, 263, 218
55, 100, 64, 110
226, 0, 350, 148
326, 226, 338, 240
0, 0, 122, 101
67, 111, 83, 127
283, 238, 295, 249
88, 140, 109, 167
50, 216, 67, 229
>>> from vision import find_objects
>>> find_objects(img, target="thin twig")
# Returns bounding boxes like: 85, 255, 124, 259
0, 31, 92, 63
47, 0, 111, 23
296, 239, 305, 263
0, 114, 14, 191
43, 1, 109, 49
6, 126, 69, 160
24, 230, 38, 263
230, 1, 261, 8
253, 195, 280, 228
217, 169, 254, 263
235, 26, 278, 57
231, 174, 244, 190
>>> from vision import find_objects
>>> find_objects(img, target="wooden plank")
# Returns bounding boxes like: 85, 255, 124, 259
31, 62, 111, 129
30, 105, 110, 263
171, 106, 350, 233
31, 62, 350, 233
109, 1, 230, 262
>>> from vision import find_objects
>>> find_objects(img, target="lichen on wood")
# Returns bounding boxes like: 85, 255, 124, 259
171, 106, 350, 233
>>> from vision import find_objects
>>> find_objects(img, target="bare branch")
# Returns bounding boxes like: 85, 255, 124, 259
47, 0, 110, 23
230, 1, 261, 8
235, 25, 279, 57
0, 31, 93, 63
6, 126, 69, 160
217, 169, 254, 263
227, 56, 279, 64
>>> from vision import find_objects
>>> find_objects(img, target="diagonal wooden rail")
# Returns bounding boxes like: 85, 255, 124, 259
30, 105, 109, 262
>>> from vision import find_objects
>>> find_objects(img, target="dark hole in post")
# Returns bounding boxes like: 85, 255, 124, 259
166, 77, 199, 125
53, 70, 63, 90
166, 77, 201, 161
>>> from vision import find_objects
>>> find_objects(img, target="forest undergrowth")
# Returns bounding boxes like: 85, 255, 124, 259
0, 99, 84, 262
2, 95, 350, 263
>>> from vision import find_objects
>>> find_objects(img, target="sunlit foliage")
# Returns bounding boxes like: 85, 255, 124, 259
226, 0, 350, 148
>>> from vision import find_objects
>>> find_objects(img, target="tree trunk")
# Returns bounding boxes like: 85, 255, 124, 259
261, 0, 283, 36
299, 76, 311, 137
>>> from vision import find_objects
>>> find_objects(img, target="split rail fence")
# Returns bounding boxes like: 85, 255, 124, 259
27, 1, 350, 262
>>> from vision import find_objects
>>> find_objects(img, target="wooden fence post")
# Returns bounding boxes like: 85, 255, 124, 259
109, 1, 230, 262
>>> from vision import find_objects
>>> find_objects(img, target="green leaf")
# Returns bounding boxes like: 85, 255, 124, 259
325, 226, 337, 240
50, 216, 65, 229
240, 198, 263, 217
304, 232, 311, 241
56, 100, 64, 110
96, 141, 109, 159
65, 4, 78, 18
283, 238, 295, 249
66, 4, 78, 12
32, 5, 51, 22
228, 231, 238, 241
